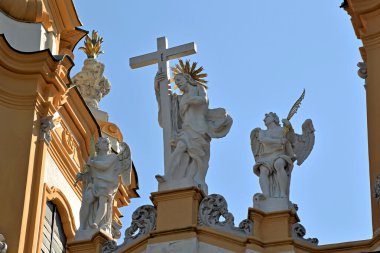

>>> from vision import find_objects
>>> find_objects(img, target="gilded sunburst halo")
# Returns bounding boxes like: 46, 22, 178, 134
171, 59, 208, 89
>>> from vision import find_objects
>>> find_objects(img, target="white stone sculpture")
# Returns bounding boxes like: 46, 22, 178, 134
72, 58, 110, 110
123, 205, 157, 245
154, 62, 232, 194
129, 37, 197, 181
374, 175, 380, 205
111, 220, 122, 240
251, 109, 314, 210
357, 61, 368, 89
0, 234, 7, 253
292, 223, 319, 245
39, 115, 55, 144
357, 62, 367, 80
102, 240, 118, 253
75, 137, 132, 240
73, 31, 110, 112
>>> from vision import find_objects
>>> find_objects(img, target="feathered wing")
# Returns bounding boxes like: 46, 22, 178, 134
250, 128, 261, 162
293, 119, 315, 166
117, 142, 132, 186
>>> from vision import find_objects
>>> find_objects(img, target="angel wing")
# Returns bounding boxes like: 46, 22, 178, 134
293, 119, 315, 166
117, 142, 132, 186
250, 128, 261, 162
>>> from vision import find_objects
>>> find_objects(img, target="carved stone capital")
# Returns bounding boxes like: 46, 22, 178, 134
198, 194, 253, 236
123, 205, 156, 245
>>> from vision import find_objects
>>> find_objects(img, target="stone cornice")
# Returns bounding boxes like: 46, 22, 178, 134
116, 217, 380, 253
0, 35, 73, 105
0, 0, 81, 33
345, 1, 380, 43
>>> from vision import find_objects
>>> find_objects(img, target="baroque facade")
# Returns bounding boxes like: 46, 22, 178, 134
0, 0, 380, 253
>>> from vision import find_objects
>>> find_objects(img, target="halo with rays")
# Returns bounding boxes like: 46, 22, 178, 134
171, 59, 208, 88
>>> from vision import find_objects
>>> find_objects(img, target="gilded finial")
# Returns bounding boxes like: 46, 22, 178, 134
79, 30, 104, 59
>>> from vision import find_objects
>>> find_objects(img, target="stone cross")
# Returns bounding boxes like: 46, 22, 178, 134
129, 37, 197, 175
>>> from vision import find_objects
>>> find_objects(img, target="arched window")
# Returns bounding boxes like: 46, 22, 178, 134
41, 201, 67, 253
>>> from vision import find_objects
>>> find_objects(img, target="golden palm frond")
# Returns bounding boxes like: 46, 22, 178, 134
79, 30, 104, 59
171, 59, 208, 88
283, 89, 306, 136
287, 89, 305, 120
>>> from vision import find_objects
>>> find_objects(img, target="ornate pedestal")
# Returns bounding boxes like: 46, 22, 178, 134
248, 208, 299, 244
67, 231, 112, 253
151, 187, 204, 232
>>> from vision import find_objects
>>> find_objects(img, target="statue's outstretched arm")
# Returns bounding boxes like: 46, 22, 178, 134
282, 119, 296, 142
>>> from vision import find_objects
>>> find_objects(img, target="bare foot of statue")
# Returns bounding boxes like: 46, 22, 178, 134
90, 223, 98, 229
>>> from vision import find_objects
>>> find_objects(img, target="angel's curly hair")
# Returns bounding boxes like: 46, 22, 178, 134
264, 112, 280, 126
95, 137, 111, 153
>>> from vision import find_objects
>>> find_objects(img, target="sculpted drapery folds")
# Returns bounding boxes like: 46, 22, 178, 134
154, 62, 232, 193
251, 112, 314, 199
75, 137, 132, 240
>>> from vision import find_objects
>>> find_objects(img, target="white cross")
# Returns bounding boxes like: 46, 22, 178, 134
129, 37, 197, 175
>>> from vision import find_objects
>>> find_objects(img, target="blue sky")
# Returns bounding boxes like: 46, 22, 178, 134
72, 0, 370, 245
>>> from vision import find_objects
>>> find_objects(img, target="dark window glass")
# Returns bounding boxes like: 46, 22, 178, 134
41, 201, 67, 253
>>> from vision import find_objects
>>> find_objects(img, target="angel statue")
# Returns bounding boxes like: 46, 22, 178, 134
250, 90, 315, 200
75, 137, 132, 240
155, 60, 233, 194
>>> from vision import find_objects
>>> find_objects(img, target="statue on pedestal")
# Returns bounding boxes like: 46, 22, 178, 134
75, 137, 132, 240
250, 91, 314, 211
155, 60, 233, 193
